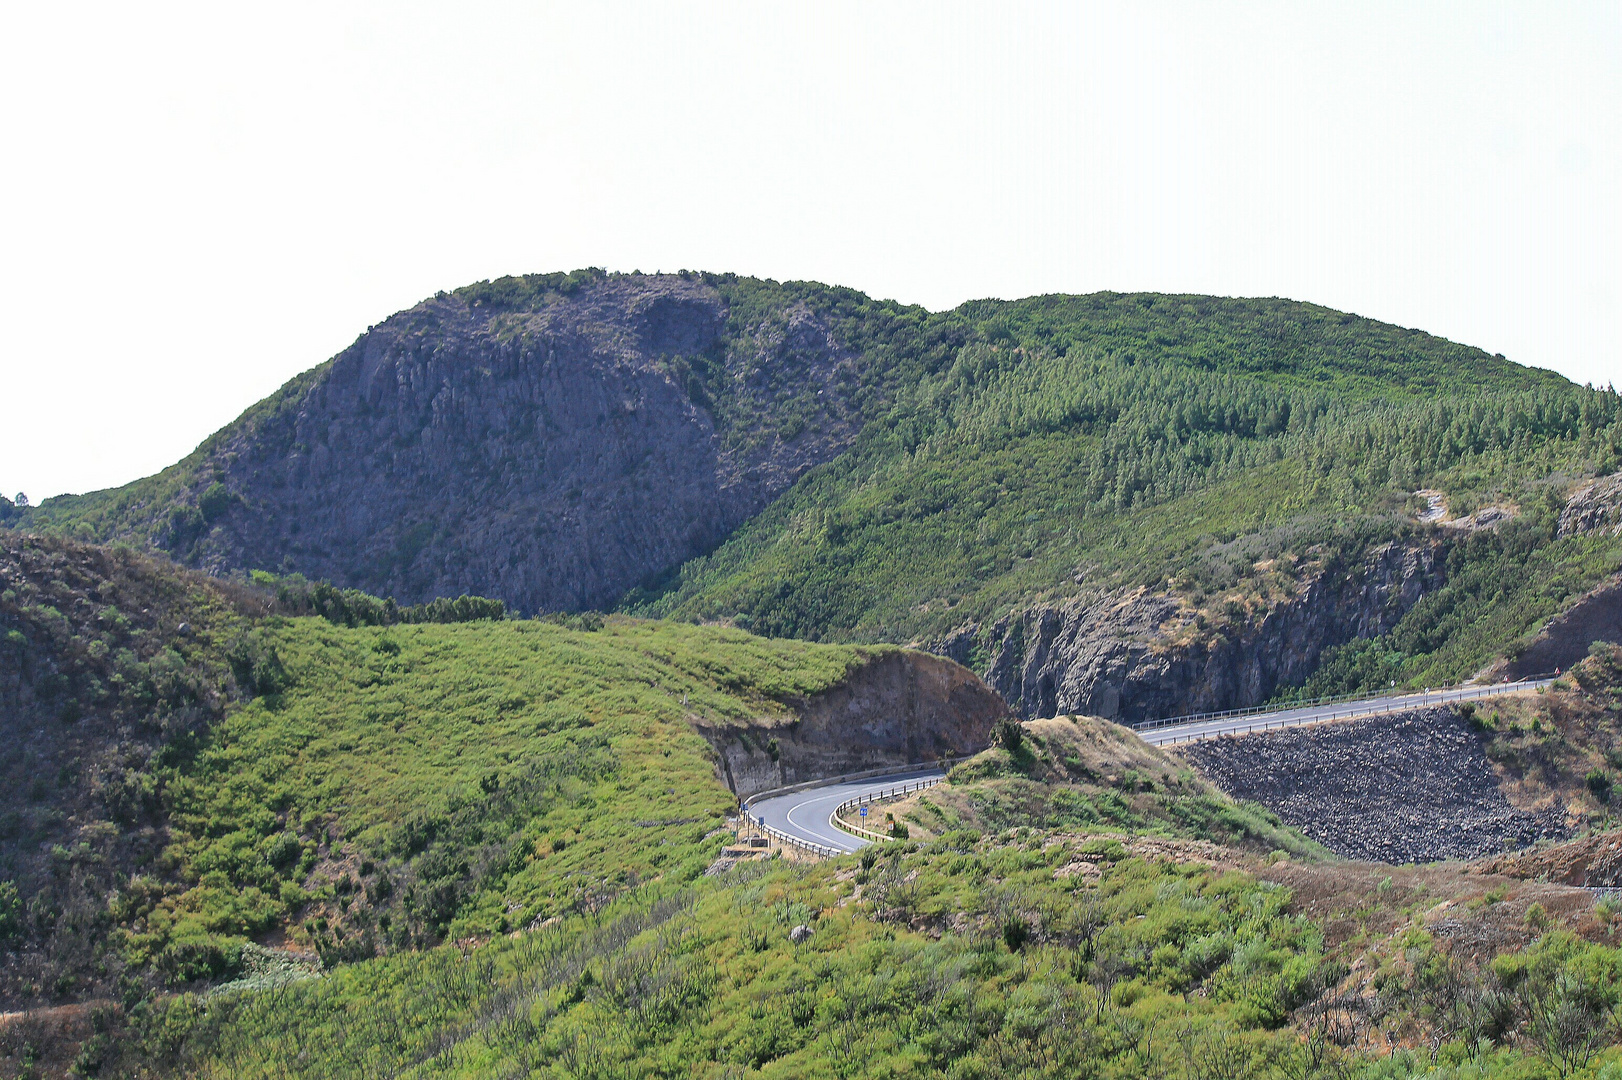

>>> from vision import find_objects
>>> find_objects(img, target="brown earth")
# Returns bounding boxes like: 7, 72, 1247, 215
1261, 858, 1608, 963
1475, 832, 1622, 888
0, 1000, 111, 1079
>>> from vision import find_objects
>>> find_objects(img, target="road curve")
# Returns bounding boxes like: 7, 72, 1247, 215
1137, 679, 1553, 747
749, 767, 946, 854
745, 681, 1554, 852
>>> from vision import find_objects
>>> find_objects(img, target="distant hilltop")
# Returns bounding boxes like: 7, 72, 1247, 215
15, 268, 1619, 719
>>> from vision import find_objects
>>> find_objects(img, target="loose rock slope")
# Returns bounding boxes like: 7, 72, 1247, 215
1182, 706, 1569, 862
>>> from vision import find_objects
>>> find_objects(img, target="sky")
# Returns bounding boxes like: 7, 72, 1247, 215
1, 2, 1618, 503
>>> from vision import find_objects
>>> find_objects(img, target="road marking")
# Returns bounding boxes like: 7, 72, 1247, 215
784, 792, 857, 850
757, 769, 947, 853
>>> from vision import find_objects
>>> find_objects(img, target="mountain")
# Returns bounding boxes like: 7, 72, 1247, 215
19, 271, 1622, 723
12, 453, 1622, 1073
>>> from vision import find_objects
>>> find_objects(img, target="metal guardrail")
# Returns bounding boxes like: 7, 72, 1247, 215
734, 677, 1574, 849
1133, 675, 1552, 733
736, 754, 980, 858
739, 818, 843, 859
1143, 677, 1558, 746
831, 776, 944, 843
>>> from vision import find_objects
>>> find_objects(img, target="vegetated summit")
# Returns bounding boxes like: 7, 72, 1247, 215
16, 268, 1622, 720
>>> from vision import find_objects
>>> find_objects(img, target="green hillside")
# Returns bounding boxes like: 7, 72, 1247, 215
92, 832, 1622, 1080
11, 274, 1622, 1075
134, 615, 878, 977
0, 532, 882, 999
15, 545, 1622, 1077
15, 273, 1616, 706
105, 844, 1339, 1079
626, 315, 1621, 691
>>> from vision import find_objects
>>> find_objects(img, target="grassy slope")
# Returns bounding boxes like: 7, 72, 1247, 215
100, 828, 1622, 1080
133, 616, 881, 978
884, 716, 1326, 861
0, 531, 894, 998
106, 839, 1340, 1079
954, 291, 1573, 398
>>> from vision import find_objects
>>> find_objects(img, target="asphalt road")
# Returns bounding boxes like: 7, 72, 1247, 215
1137, 679, 1553, 747
748, 767, 946, 854
747, 680, 1553, 852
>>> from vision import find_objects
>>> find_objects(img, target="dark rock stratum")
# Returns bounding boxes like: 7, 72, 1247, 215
159, 275, 862, 612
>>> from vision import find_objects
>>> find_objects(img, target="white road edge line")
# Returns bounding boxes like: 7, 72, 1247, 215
785, 792, 854, 850
827, 809, 861, 847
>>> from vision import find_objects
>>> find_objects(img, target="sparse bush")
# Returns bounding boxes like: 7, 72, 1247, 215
197, 481, 236, 523
1001, 912, 1029, 951
0, 881, 18, 944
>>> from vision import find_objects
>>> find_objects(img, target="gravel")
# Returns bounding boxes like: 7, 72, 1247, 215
1183, 707, 1570, 863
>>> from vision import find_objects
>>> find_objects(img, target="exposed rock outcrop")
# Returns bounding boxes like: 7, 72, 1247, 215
1558, 472, 1622, 538
1476, 831, 1622, 887
1471, 475, 1622, 681
1181, 707, 1570, 863
124, 274, 865, 613
1487, 575, 1622, 681
941, 538, 1444, 723
694, 650, 1009, 798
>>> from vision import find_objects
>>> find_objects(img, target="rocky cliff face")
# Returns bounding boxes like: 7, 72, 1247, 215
1558, 472, 1622, 539
146, 274, 865, 613
1489, 576, 1622, 680
938, 538, 1445, 723
693, 650, 1009, 798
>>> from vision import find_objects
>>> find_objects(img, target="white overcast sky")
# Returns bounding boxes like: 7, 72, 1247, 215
1, 2, 1618, 502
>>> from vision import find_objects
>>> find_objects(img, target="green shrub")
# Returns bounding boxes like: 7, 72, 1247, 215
998, 718, 1024, 752
198, 482, 236, 523
0, 881, 19, 943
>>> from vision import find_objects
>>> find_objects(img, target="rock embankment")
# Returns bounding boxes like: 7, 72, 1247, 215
940, 538, 1444, 724
1181, 707, 1569, 863
692, 650, 1008, 798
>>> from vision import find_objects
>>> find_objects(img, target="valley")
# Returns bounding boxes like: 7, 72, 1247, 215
4, 271, 1622, 1077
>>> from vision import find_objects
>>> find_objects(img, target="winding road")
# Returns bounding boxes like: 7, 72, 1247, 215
747, 767, 946, 853
1134, 678, 1553, 746
747, 678, 1554, 854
